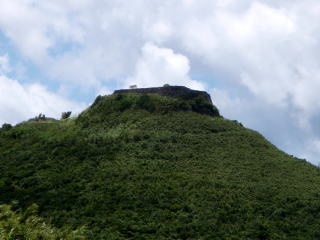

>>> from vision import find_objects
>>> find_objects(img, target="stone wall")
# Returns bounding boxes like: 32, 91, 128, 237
113, 86, 213, 104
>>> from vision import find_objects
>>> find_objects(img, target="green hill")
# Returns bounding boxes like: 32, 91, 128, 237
1, 89, 320, 239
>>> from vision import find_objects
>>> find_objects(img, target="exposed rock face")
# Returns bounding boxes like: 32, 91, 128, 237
113, 86, 213, 104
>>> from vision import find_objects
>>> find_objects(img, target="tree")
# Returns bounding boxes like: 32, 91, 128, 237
129, 85, 137, 89
61, 111, 72, 120
35, 113, 46, 121
1, 123, 12, 131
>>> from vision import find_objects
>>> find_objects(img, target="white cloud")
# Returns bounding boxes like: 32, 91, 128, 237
143, 22, 173, 44
0, 75, 85, 125
97, 86, 112, 96
0, 55, 10, 74
212, 89, 245, 118
299, 138, 320, 165
124, 42, 204, 90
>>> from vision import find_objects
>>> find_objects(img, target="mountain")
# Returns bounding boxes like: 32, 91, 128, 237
0, 86, 320, 239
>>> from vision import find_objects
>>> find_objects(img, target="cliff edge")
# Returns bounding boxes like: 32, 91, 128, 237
114, 86, 213, 104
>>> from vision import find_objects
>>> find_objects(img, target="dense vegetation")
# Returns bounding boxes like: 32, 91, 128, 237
0, 203, 86, 239
0, 93, 320, 239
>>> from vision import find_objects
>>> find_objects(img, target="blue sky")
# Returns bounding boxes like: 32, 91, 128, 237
1, 0, 320, 164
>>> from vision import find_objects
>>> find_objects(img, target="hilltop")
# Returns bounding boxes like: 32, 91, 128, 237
114, 86, 213, 104
0, 87, 320, 239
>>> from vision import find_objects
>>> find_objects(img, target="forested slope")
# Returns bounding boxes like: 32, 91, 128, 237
0, 93, 319, 239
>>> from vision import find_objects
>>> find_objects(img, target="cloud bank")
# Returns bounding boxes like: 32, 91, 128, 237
0, 55, 84, 125
0, 0, 320, 163
0, 74, 85, 125
124, 43, 204, 90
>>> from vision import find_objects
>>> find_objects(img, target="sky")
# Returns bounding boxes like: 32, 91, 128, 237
0, 0, 320, 164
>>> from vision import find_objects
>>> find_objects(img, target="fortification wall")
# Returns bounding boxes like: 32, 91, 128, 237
113, 86, 213, 104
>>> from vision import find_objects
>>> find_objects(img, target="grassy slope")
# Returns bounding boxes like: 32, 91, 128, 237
0, 93, 320, 239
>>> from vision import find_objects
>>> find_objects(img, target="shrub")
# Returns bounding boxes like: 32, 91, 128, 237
179, 102, 190, 111
35, 113, 46, 121
62, 111, 72, 120
119, 99, 132, 111
1, 123, 12, 131
92, 95, 103, 107
190, 96, 220, 117
0, 204, 87, 240
115, 93, 123, 101
137, 95, 155, 112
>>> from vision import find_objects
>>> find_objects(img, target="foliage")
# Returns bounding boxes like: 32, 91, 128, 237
35, 113, 46, 121
1, 123, 12, 131
0, 203, 86, 240
61, 111, 72, 120
0, 94, 320, 239
77, 93, 219, 127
